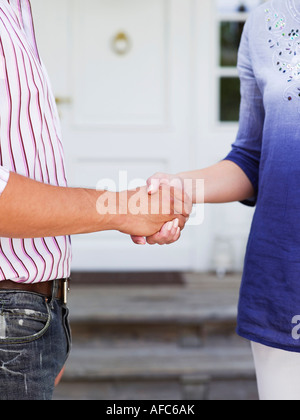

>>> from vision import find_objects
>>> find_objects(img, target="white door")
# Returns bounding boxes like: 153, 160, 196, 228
31, 0, 260, 273
31, 0, 196, 271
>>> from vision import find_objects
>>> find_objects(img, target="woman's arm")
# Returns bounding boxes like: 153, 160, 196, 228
131, 161, 254, 245
146, 160, 255, 205
177, 160, 255, 204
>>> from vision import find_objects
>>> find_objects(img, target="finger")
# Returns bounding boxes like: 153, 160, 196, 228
146, 233, 160, 245
167, 221, 180, 244
131, 236, 147, 245
159, 221, 174, 244
171, 227, 181, 244
173, 218, 179, 230
55, 366, 65, 387
174, 193, 193, 217
146, 222, 169, 245
167, 227, 181, 245
146, 230, 164, 245
160, 222, 181, 245
147, 220, 181, 246
177, 215, 188, 230
160, 178, 172, 186
146, 221, 172, 245
148, 177, 171, 195
146, 173, 159, 189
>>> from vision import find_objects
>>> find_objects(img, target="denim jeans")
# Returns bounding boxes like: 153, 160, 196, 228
0, 291, 71, 400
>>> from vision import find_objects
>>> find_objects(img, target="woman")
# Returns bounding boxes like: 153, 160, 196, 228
133, 0, 300, 400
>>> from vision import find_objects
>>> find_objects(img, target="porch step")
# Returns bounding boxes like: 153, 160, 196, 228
67, 273, 241, 347
61, 344, 255, 381
53, 344, 257, 400
53, 273, 258, 400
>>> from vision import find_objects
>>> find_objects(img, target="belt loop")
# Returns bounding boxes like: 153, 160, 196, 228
63, 278, 70, 305
50, 279, 59, 309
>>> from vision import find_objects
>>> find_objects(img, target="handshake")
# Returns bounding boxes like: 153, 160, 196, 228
98, 173, 193, 246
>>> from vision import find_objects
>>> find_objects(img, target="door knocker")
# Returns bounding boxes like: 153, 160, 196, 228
111, 32, 132, 56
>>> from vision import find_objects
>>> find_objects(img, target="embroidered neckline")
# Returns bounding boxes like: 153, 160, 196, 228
266, 3, 300, 107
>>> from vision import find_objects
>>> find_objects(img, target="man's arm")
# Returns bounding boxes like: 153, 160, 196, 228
0, 172, 190, 239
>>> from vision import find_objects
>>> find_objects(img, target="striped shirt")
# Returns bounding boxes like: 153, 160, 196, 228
0, 0, 72, 283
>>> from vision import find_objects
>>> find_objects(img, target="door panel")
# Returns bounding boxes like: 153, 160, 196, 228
31, 0, 195, 271
73, 0, 168, 126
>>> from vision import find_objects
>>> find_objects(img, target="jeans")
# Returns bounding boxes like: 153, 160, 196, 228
0, 291, 71, 400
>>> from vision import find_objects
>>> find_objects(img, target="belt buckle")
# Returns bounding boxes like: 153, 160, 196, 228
63, 278, 70, 305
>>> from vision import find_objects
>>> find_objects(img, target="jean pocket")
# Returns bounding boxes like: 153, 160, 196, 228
62, 306, 72, 358
0, 299, 51, 345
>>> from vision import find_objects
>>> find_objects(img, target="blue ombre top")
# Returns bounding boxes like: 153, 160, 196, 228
225, 0, 300, 352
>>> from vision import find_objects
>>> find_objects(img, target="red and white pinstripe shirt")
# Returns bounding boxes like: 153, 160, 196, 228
0, 0, 72, 283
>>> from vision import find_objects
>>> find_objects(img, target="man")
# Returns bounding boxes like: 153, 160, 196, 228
0, 0, 191, 400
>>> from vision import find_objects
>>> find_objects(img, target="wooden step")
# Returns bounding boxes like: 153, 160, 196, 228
54, 273, 257, 400
54, 344, 257, 400
62, 345, 254, 381
67, 273, 241, 347
68, 273, 240, 325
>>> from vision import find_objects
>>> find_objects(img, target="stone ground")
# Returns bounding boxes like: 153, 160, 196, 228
53, 273, 258, 401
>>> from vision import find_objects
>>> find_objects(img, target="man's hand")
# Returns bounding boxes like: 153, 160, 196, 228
131, 173, 192, 245
117, 184, 191, 238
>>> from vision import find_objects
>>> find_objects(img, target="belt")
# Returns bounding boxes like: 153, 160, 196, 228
0, 278, 70, 304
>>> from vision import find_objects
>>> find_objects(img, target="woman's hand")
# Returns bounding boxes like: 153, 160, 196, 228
131, 217, 182, 246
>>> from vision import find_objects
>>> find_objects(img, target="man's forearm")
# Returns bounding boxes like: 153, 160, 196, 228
178, 160, 255, 205
0, 172, 117, 238
0, 172, 189, 239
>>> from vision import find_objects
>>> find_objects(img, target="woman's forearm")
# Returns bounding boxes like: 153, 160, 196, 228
131, 160, 255, 245
178, 160, 255, 204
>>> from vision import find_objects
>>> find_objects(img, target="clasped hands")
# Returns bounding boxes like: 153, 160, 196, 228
126, 173, 192, 246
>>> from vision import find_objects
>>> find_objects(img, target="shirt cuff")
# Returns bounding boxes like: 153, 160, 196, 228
0, 167, 10, 197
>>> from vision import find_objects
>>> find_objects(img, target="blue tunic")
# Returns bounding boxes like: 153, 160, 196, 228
225, 0, 300, 352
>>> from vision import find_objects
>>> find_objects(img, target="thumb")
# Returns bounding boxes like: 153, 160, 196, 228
147, 178, 161, 195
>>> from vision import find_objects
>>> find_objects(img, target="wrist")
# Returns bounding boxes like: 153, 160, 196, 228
176, 171, 204, 204
109, 191, 130, 233
94, 190, 125, 232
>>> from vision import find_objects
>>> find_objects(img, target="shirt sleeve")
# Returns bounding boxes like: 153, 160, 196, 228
224, 15, 265, 207
0, 166, 10, 197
